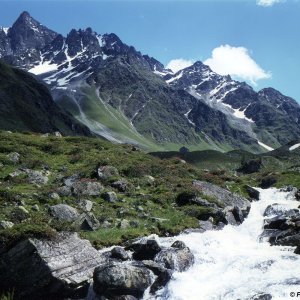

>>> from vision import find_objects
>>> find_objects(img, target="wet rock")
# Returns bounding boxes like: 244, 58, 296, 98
0, 220, 14, 229
72, 180, 103, 197
251, 293, 272, 300
295, 189, 300, 201
0, 232, 106, 299
263, 204, 284, 217
97, 165, 119, 180
49, 204, 79, 222
111, 179, 128, 192
245, 185, 260, 201
7, 152, 20, 163
142, 260, 173, 294
155, 242, 194, 272
103, 191, 118, 203
294, 245, 300, 255
260, 176, 277, 189
111, 247, 130, 261
127, 239, 161, 261
93, 262, 152, 298
77, 199, 93, 212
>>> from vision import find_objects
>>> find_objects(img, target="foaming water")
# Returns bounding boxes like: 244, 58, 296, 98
150, 188, 300, 300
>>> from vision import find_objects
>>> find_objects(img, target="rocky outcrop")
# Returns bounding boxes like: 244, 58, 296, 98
0, 232, 106, 299
49, 204, 79, 222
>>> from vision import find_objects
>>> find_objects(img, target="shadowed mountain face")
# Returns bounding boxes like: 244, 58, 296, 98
0, 61, 91, 136
1, 11, 299, 152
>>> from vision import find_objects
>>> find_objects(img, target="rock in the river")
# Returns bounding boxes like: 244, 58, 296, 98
111, 247, 130, 261
0, 232, 106, 299
245, 185, 260, 201
97, 165, 119, 180
49, 204, 79, 222
93, 262, 152, 298
260, 176, 277, 189
154, 241, 194, 272
126, 239, 161, 261
251, 293, 272, 300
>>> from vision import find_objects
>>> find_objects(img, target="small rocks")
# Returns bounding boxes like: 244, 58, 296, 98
97, 165, 119, 180
26, 169, 49, 185
93, 262, 152, 299
103, 191, 118, 203
77, 213, 100, 231
0, 220, 14, 229
54, 131, 62, 138
49, 204, 80, 222
49, 192, 60, 200
111, 179, 128, 192
7, 152, 20, 163
111, 247, 130, 261
119, 219, 130, 229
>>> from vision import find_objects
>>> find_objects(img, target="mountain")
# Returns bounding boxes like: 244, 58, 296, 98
164, 61, 300, 150
1, 12, 299, 152
0, 60, 90, 135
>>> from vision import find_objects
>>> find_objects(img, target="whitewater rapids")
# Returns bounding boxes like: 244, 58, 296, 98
150, 188, 300, 300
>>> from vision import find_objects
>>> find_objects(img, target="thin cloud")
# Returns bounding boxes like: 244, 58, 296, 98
204, 44, 271, 85
257, 0, 284, 7
166, 58, 194, 73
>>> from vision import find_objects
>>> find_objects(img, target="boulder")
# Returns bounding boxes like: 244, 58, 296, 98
103, 191, 118, 203
0, 233, 106, 299
154, 241, 194, 272
251, 294, 272, 300
126, 239, 161, 261
10, 206, 30, 222
97, 165, 119, 180
72, 180, 103, 197
54, 131, 62, 138
49, 204, 79, 222
49, 192, 60, 200
0, 220, 14, 229
76, 213, 100, 231
245, 185, 260, 201
295, 189, 300, 201
119, 219, 130, 229
7, 152, 20, 163
192, 181, 251, 219
26, 169, 49, 185
260, 176, 277, 189
111, 247, 130, 261
56, 186, 72, 197
111, 179, 128, 192
263, 204, 284, 217
77, 199, 93, 212
142, 260, 173, 294
93, 262, 152, 298
294, 245, 300, 255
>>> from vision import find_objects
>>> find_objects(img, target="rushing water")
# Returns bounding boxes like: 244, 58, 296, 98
150, 188, 300, 300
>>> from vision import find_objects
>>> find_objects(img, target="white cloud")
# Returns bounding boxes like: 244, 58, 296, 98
204, 44, 271, 85
166, 58, 194, 73
256, 0, 284, 7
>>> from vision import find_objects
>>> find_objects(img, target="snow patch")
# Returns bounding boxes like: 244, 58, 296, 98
184, 109, 195, 126
96, 35, 105, 47
222, 103, 254, 123
289, 143, 300, 151
166, 71, 184, 84
258, 140, 274, 151
1, 27, 9, 35
29, 61, 58, 75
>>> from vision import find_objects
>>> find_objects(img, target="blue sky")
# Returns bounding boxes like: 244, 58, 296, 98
1, 0, 300, 101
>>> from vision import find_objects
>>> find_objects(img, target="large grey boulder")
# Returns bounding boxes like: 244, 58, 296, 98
0, 233, 106, 299
26, 169, 49, 185
49, 204, 79, 222
193, 181, 251, 218
93, 262, 152, 298
154, 241, 194, 272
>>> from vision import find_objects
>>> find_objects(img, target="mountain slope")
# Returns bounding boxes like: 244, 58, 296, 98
165, 61, 300, 150
1, 12, 299, 152
0, 60, 90, 135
